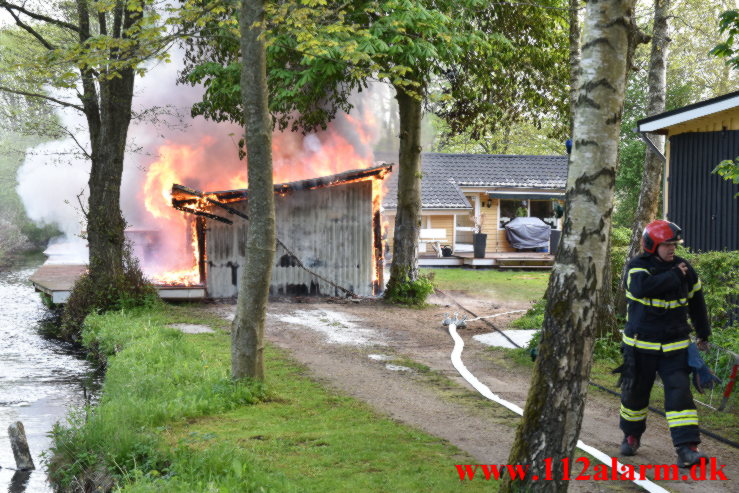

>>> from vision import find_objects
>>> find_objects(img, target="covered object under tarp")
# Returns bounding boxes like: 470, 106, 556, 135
504, 217, 551, 250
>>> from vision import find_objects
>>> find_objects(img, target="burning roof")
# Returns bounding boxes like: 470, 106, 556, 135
171, 162, 393, 206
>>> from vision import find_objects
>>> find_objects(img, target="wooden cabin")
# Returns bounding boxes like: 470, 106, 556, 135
381, 153, 568, 267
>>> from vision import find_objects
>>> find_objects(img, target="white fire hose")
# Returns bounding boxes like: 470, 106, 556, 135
447, 316, 668, 493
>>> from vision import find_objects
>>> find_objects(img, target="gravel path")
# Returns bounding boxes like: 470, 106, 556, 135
214, 297, 737, 492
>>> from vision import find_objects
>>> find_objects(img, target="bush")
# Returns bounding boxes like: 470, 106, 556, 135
384, 273, 435, 306
611, 226, 631, 248
512, 298, 546, 330
60, 243, 158, 341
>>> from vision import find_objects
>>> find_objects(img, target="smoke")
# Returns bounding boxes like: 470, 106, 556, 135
15, 48, 397, 277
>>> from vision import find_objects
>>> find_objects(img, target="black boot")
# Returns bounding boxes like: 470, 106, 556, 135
619, 435, 640, 456
676, 443, 708, 468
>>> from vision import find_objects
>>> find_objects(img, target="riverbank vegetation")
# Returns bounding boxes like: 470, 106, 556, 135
48, 303, 491, 491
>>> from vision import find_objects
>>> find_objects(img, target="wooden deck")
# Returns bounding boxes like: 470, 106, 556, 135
30, 263, 207, 304
417, 252, 554, 269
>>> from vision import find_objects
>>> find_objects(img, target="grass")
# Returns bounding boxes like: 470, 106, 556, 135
50, 302, 498, 492
422, 268, 549, 304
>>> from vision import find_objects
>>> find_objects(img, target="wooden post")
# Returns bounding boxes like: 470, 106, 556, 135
196, 216, 207, 285
373, 209, 383, 294
8, 421, 34, 470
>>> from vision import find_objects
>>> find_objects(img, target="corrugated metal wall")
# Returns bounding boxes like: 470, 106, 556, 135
669, 131, 739, 251
205, 180, 374, 297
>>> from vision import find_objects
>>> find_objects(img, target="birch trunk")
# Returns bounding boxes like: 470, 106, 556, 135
385, 86, 422, 296
623, 0, 670, 271
502, 1, 636, 491
232, 0, 275, 380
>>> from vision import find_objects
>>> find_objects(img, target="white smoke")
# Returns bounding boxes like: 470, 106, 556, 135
15, 48, 398, 274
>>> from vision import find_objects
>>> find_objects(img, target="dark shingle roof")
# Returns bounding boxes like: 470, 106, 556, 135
382, 153, 568, 209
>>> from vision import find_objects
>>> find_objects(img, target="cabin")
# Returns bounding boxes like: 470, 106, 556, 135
173, 164, 392, 298
637, 90, 739, 251
381, 153, 568, 267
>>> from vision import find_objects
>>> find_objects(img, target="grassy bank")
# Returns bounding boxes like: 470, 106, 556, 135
50, 303, 494, 491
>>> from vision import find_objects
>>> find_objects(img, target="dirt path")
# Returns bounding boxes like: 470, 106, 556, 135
214, 297, 737, 492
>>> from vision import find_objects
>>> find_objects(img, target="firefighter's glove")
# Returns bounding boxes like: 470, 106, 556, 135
613, 344, 636, 393
687, 342, 721, 394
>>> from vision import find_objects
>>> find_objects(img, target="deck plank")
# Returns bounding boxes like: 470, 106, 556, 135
29, 264, 88, 292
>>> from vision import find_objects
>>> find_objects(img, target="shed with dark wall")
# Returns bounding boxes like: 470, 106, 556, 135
638, 91, 739, 251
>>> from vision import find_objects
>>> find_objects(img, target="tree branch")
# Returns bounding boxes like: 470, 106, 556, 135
0, 85, 84, 111
0, 1, 81, 33
4, 7, 55, 50
53, 121, 92, 160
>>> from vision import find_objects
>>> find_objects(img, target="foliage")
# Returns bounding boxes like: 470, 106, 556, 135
713, 157, 739, 197
384, 273, 435, 306
711, 8, 739, 71
512, 298, 546, 330
60, 243, 158, 341
679, 248, 739, 334
0, 218, 30, 264
49, 304, 488, 491
182, 0, 569, 138
611, 226, 631, 248
613, 67, 694, 227
428, 114, 565, 155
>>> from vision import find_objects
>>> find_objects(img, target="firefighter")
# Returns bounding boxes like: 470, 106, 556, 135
618, 220, 711, 468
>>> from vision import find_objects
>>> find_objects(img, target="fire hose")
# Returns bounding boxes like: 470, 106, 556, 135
445, 314, 668, 493
438, 290, 739, 451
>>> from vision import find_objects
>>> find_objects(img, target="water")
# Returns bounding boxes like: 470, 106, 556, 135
0, 262, 97, 492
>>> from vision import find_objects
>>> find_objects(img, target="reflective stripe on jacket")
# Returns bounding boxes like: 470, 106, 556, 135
623, 254, 710, 342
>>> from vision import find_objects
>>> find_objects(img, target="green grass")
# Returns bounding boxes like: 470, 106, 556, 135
50, 303, 497, 492
423, 268, 549, 304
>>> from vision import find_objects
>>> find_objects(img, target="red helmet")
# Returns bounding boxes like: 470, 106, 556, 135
642, 220, 683, 254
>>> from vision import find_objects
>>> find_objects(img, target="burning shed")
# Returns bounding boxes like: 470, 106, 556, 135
172, 163, 392, 298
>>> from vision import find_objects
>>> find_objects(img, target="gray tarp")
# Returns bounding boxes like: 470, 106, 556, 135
504, 217, 551, 250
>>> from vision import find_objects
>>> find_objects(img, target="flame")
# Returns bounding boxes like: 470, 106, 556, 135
138, 109, 386, 289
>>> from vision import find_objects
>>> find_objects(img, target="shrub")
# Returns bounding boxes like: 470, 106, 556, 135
611, 226, 631, 248
60, 243, 158, 341
384, 273, 435, 306
512, 298, 546, 330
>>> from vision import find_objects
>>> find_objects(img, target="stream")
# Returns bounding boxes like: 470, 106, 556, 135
0, 260, 97, 493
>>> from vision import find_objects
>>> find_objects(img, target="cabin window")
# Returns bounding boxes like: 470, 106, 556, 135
499, 199, 528, 228
499, 199, 558, 229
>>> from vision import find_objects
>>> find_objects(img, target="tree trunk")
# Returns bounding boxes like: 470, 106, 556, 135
501, 1, 635, 491
76, 0, 137, 288
86, 74, 134, 284
232, 0, 275, 380
617, 0, 671, 316
385, 86, 423, 295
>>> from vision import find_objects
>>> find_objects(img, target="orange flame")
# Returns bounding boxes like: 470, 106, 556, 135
139, 111, 386, 288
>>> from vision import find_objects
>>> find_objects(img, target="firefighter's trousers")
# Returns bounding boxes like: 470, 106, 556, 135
620, 348, 700, 447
